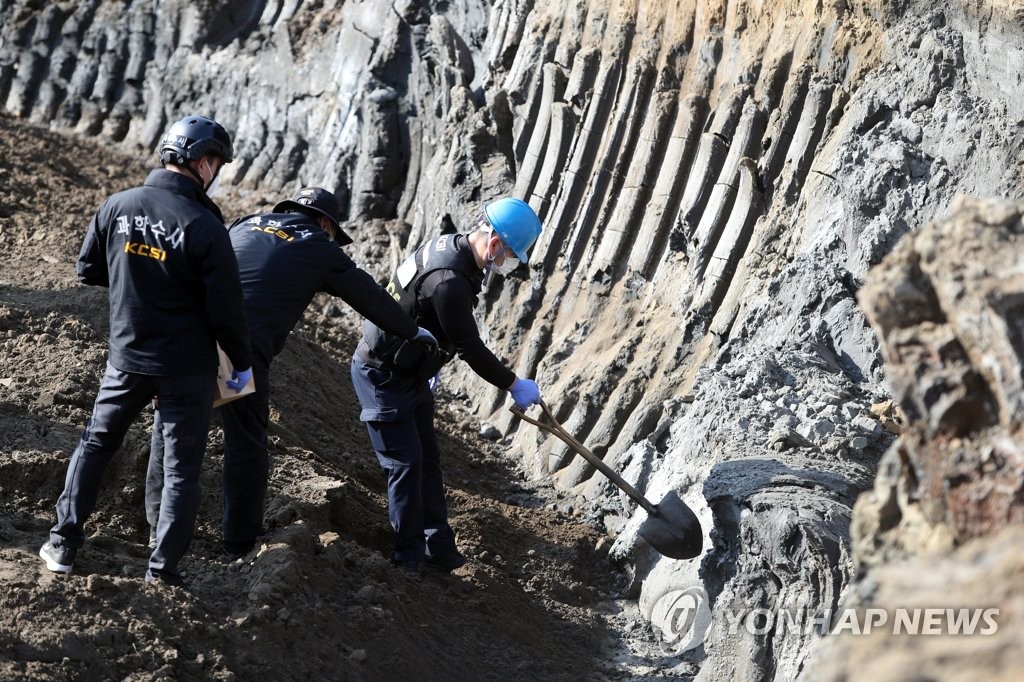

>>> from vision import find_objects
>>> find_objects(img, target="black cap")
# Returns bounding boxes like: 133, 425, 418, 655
273, 187, 352, 246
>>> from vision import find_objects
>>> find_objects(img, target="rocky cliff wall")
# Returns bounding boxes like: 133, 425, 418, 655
3, 0, 1023, 678
808, 197, 1024, 682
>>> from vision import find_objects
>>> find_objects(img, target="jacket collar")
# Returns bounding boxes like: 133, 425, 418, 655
144, 168, 225, 223
456, 233, 484, 288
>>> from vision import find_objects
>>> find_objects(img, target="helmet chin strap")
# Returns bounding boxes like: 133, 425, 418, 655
181, 160, 207, 188
183, 157, 221, 195
488, 232, 504, 260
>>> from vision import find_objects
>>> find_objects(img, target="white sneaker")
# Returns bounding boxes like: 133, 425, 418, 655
39, 540, 76, 573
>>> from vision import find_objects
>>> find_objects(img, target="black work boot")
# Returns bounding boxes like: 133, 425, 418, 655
391, 558, 422, 577
422, 551, 467, 574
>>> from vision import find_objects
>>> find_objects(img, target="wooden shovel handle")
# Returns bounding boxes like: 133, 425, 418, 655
510, 401, 659, 516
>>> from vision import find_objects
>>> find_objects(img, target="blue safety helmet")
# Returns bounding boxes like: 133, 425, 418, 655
159, 115, 234, 165
483, 197, 543, 263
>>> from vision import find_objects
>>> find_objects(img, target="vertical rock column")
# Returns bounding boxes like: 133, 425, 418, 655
513, 62, 568, 204
531, 46, 599, 272
581, 56, 659, 279
591, 85, 679, 280
627, 93, 707, 279
693, 157, 765, 318
688, 98, 767, 282
676, 85, 751, 239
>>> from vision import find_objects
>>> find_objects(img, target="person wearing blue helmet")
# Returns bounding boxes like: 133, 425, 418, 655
351, 196, 544, 575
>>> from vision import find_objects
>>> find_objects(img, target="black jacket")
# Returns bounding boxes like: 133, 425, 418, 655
229, 211, 418, 367
361, 233, 515, 389
76, 169, 251, 375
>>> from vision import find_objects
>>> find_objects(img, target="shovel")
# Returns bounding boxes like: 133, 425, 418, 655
510, 401, 703, 560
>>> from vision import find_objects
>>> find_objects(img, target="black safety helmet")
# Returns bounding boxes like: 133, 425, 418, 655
274, 187, 353, 245
158, 115, 234, 166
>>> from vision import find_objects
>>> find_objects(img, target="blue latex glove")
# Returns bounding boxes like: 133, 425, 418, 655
226, 367, 253, 393
413, 326, 438, 349
428, 372, 441, 392
508, 377, 541, 409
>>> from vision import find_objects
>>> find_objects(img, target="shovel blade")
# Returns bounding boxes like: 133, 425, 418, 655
637, 490, 703, 560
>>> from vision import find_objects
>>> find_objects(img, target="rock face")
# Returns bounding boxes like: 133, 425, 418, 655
809, 198, 1024, 681
857, 197, 1024, 547
3, 0, 1024, 678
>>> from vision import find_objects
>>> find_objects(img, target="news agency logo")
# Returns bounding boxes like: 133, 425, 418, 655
651, 586, 1000, 654
650, 586, 713, 654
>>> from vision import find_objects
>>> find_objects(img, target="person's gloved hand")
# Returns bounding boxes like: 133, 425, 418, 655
428, 372, 441, 393
413, 326, 438, 349
226, 367, 253, 393
508, 377, 541, 409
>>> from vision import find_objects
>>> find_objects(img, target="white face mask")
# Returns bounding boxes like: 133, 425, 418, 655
199, 157, 222, 197
487, 233, 520, 276
205, 171, 221, 198
491, 253, 520, 275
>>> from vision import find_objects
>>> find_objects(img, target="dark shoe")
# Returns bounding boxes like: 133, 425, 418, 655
39, 541, 76, 573
223, 541, 255, 561
423, 551, 467, 574
145, 569, 191, 591
391, 558, 421, 576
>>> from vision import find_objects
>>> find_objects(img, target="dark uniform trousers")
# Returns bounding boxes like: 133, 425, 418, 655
350, 356, 457, 564
148, 362, 270, 553
50, 363, 215, 582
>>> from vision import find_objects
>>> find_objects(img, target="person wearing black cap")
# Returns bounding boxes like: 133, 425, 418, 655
146, 186, 436, 557
39, 115, 252, 587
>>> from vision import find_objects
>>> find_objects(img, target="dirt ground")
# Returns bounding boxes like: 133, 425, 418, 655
0, 112, 640, 680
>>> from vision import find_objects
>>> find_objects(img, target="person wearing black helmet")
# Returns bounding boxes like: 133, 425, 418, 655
352, 197, 545, 575
39, 115, 252, 588
146, 186, 436, 558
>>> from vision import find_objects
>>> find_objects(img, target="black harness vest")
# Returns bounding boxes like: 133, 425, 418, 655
363, 233, 473, 376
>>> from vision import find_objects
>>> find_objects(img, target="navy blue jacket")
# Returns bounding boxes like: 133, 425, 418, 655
228, 211, 418, 367
76, 169, 251, 375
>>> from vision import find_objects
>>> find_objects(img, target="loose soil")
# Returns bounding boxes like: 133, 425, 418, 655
0, 113, 639, 681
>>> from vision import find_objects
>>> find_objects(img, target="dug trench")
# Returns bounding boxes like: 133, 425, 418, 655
0, 113, 636, 679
